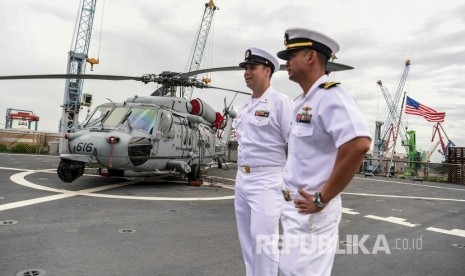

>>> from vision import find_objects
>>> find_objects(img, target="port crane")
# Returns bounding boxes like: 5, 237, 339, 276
60, 0, 98, 153
182, 0, 218, 99
431, 122, 455, 161
5, 108, 39, 131
372, 60, 412, 176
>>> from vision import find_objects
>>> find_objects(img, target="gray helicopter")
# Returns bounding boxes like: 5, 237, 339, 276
0, 62, 353, 183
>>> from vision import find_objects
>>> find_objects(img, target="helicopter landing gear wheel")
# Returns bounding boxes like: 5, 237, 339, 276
188, 164, 201, 182
57, 160, 85, 183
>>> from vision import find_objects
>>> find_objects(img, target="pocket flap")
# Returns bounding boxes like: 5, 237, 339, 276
292, 125, 314, 137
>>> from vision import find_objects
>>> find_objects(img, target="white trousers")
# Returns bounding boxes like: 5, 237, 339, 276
235, 170, 284, 276
279, 195, 342, 276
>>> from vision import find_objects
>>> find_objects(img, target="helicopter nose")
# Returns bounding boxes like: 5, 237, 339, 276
66, 131, 153, 169
93, 133, 133, 168
100, 134, 152, 168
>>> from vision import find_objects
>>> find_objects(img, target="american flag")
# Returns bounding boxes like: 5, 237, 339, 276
405, 96, 445, 122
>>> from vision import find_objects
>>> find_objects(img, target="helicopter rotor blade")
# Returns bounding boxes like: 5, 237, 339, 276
180, 66, 242, 78
0, 74, 142, 81
326, 61, 354, 72
182, 60, 353, 78
205, 85, 251, 96
0, 59, 353, 82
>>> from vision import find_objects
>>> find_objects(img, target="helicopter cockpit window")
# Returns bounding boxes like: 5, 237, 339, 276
103, 107, 130, 128
126, 108, 157, 133
158, 111, 174, 138
82, 106, 113, 128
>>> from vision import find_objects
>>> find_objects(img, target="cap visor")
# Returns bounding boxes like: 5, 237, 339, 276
277, 50, 291, 60
277, 61, 354, 72
239, 61, 266, 68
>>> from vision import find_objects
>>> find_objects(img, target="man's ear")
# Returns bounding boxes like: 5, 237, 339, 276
266, 66, 273, 78
307, 50, 315, 61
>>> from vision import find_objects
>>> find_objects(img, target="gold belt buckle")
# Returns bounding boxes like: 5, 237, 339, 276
282, 189, 292, 201
242, 166, 251, 173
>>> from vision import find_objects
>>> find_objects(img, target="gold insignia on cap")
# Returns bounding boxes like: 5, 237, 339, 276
245, 49, 251, 59
286, 41, 313, 49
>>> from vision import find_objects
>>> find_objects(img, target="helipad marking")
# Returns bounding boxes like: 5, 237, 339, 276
0, 182, 136, 212
210, 175, 465, 203
1, 169, 235, 211
426, 227, 465, 238
11, 170, 69, 193
364, 215, 418, 227
0, 193, 77, 212
3, 166, 463, 211
342, 207, 360, 215
341, 192, 465, 203
355, 176, 465, 191
0, 166, 34, 172
84, 193, 234, 201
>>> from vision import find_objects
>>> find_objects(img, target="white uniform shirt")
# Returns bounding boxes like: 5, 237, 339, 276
284, 75, 371, 192
233, 86, 293, 167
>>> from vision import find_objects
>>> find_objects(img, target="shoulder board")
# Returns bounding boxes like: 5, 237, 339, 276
319, 82, 340, 89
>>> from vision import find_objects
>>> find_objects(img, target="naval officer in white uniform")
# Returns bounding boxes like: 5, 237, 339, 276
276, 28, 371, 276
233, 47, 293, 276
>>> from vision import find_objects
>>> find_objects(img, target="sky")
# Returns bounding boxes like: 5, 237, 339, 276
1, 0, 464, 162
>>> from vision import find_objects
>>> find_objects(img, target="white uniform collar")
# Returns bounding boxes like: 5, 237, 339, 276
250, 85, 274, 103
302, 75, 328, 101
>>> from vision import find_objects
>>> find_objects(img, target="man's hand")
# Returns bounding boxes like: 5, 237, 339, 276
293, 188, 323, 214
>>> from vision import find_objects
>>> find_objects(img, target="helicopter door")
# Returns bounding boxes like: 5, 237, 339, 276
157, 111, 174, 139
180, 117, 192, 155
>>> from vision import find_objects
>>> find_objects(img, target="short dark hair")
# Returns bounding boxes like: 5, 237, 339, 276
316, 51, 327, 70
302, 48, 327, 71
